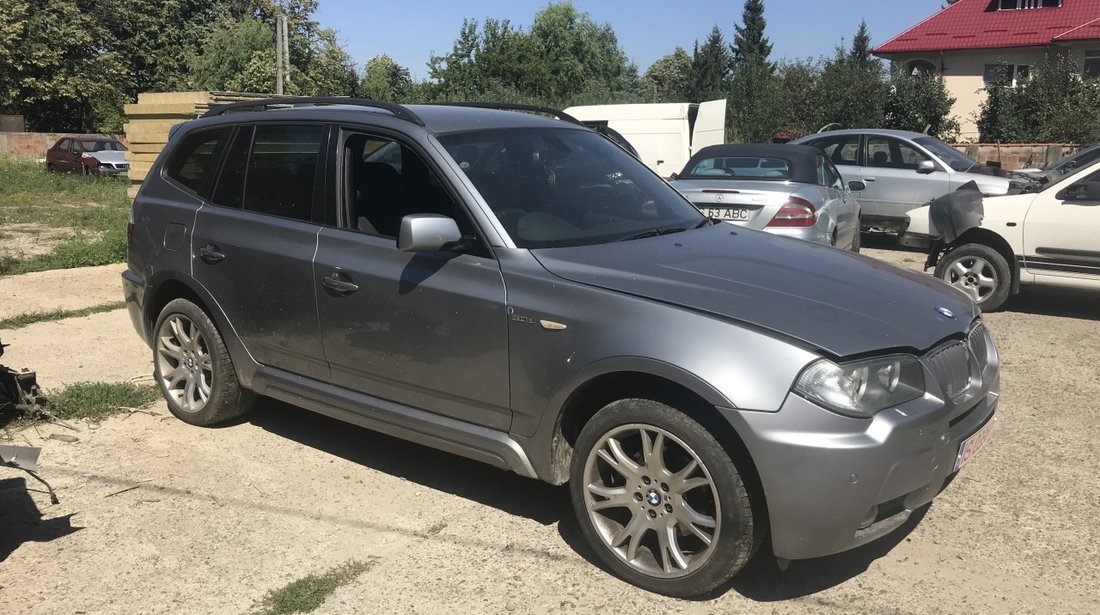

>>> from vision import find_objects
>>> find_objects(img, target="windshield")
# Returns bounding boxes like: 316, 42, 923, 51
80, 140, 125, 152
682, 156, 793, 180
913, 136, 978, 172
439, 128, 705, 248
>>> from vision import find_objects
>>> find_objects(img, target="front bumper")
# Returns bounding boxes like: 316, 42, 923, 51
720, 380, 998, 560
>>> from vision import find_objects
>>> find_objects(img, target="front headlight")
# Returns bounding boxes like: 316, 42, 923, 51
794, 355, 925, 418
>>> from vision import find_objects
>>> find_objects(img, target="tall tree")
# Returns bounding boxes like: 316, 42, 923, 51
850, 20, 873, 65
731, 0, 772, 66
688, 27, 730, 102
816, 23, 889, 131
641, 48, 692, 102
361, 55, 414, 101
884, 67, 959, 139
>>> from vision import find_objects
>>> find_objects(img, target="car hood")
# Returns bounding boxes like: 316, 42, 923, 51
84, 150, 128, 164
531, 224, 976, 357
955, 171, 1010, 194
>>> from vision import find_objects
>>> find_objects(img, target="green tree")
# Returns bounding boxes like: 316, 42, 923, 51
189, 17, 274, 92
772, 60, 824, 137
641, 48, 692, 102
688, 27, 730, 102
361, 55, 414, 101
816, 27, 889, 130
884, 67, 959, 139
977, 54, 1100, 143
850, 20, 873, 65
728, 0, 777, 142
526, 2, 632, 100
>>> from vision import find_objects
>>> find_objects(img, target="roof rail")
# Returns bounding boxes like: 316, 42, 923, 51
429, 102, 583, 126
201, 97, 425, 126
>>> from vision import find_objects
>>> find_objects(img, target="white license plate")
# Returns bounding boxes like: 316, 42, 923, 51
702, 207, 750, 221
954, 419, 994, 472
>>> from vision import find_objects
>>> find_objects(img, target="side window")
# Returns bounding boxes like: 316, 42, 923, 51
342, 133, 489, 257
809, 135, 861, 166
56, 139, 69, 152
211, 126, 252, 209
816, 156, 828, 186
822, 158, 844, 189
165, 128, 228, 196
242, 125, 323, 222
866, 137, 930, 170
69, 140, 82, 154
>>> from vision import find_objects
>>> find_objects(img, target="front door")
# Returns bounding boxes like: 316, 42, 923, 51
190, 124, 330, 380
314, 131, 510, 430
1022, 167, 1100, 282
859, 136, 949, 225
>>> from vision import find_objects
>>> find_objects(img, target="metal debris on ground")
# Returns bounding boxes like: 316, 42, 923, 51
1, 338, 60, 503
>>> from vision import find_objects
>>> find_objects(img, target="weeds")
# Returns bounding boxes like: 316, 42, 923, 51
0, 159, 130, 275
0, 301, 126, 330
250, 560, 377, 615
47, 382, 160, 422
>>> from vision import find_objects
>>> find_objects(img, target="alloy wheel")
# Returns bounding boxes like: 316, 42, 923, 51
156, 314, 213, 413
582, 423, 721, 578
944, 255, 998, 303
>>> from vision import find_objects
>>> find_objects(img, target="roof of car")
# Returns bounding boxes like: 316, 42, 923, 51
193, 103, 585, 135
679, 143, 822, 184
796, 128, 932, 141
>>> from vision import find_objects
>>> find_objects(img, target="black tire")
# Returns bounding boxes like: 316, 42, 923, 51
850, 223, 862, 253
934, 243, 1011, 311
46, 163, 56, 174
152, 298, 254, 425
569, 399, 758, 597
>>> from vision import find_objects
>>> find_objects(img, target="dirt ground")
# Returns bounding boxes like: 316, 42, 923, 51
1, 244, 1098, 615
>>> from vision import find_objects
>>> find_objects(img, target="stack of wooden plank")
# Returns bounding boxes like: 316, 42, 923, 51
123, 91, 273, 198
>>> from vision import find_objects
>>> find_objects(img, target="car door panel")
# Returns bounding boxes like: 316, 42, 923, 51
1022, 172, 1100, 283
860, 136, 948, 224
314, 229, 511, 431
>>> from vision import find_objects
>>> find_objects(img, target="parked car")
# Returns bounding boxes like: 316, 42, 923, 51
792, 129, 1010, 232
670, 144, 863, 251
1013, 142, 1100, 180
124, 98, 997, 597
906, 158, 1100, 312
45, 136, 129, 176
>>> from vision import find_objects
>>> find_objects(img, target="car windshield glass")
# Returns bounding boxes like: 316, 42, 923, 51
1046, 146, 1100, 175
913, 137, 977, 172
682, 156, 793, 180
439, 128, 705, 248
80, 140, 125, 152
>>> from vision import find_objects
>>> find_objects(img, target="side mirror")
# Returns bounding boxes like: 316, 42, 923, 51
397, 214, 463, 252
669, 172, 679, 180
848, 180, 867, 192
917, 160, 937, 174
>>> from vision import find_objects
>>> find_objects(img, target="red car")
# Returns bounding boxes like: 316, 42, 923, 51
45, 135, 130, 176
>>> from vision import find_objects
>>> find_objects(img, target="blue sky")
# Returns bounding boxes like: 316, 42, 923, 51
313, 0, 947, 79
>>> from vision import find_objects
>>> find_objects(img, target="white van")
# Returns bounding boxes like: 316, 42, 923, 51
564, 100, 727, 177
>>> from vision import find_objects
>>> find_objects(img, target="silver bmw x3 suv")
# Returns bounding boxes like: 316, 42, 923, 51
123, 98, 998, 597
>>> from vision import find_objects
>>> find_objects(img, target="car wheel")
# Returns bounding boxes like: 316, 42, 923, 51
934, 244, 1011, 311
46, 163, 56, 173
850, 224, 862, 253
153, 298, 254, 425
569, 399, 758, 597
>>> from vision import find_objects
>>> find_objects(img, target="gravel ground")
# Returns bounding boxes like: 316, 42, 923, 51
1, 245, 1098, 614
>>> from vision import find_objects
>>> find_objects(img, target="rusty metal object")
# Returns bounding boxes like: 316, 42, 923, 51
1, 338, 59, 503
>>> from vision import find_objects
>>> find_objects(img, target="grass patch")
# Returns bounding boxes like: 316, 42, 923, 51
0, 301, 126, 329
48, 382, 160, 422
0, 159, 130, 275
251, 560, 376, 615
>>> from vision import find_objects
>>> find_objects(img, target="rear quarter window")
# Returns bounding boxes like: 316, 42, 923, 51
164, 128, 229, 196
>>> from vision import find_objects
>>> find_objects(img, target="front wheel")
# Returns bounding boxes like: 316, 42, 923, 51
569, 399, 758, 597
153, 298, 254, 425
934, 244, 1011, 311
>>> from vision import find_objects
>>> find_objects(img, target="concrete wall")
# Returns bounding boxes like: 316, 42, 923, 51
950, 142, 1078, 171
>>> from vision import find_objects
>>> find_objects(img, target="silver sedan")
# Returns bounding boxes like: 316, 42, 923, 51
671, 143, 863, 251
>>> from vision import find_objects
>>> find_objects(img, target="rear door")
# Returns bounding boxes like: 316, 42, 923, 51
189, 123, 330, 381
690, 99, 727, 155
820, 156, 858, 247
859, 136, 948, 225
1022, 166, 1100, 283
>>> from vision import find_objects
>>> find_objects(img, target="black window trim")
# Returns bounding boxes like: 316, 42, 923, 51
332, 125, 497, 259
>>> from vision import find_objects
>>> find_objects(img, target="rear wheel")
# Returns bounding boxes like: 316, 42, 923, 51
570, 399, 758, 597
934, 243, 1011, 311
153, 298, 254, 425
850, 222, 862, 253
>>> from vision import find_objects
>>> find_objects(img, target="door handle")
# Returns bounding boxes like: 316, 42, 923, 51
863, 177, 877, 182
322, 272, 359, 296
199, 244, 226, 264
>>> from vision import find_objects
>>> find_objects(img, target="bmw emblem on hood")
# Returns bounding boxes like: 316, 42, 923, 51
936, 307, 956, 320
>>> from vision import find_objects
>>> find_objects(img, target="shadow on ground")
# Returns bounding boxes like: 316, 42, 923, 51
249, 398, 931, 601
0, 476, 81, 562
1003, 286, 1100, 321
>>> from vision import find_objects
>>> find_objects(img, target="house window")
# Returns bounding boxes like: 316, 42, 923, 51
984, 64, 1029, 87
996, 0, 1060, 9
907, 59, 937, 76
1085, 51, 1100, 79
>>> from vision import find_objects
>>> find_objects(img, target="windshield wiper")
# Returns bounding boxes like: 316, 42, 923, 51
620, 220, 707, 242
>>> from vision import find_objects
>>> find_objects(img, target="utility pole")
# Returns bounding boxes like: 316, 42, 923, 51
275, 13, 289, 95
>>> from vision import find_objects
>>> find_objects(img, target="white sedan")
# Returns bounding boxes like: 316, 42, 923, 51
906, 160, 1100, 311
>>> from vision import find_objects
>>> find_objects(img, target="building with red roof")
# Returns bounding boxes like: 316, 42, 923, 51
874, 0, 1100, 139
